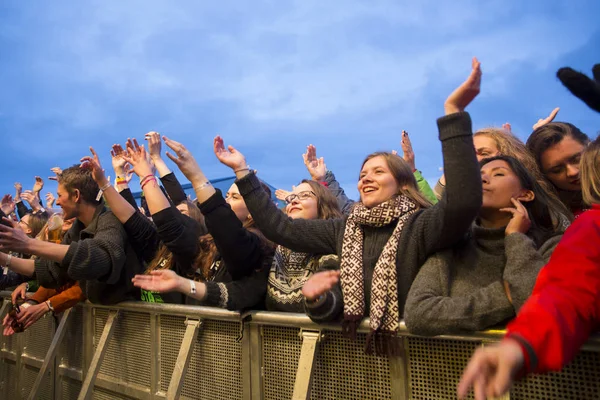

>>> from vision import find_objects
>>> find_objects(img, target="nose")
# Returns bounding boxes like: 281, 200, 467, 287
291, 197, 301, 206
566, 164, 579, 178
481, 173, 489, 185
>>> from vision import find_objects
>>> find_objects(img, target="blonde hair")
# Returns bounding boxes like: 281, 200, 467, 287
475, 128, 557, 197
581, 135, 600, 206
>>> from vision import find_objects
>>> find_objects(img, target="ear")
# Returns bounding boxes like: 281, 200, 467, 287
247, 214, 254, 224
72, 189, 82, 204
517, 190, 535, 203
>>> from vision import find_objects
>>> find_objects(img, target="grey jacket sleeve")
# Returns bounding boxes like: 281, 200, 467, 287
503, 232, 562, 312
404, 252, 514, 336
323, 170, 355, 215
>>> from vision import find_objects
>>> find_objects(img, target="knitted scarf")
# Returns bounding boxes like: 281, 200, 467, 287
268, 246, 317, 308
340, 195, 417, 354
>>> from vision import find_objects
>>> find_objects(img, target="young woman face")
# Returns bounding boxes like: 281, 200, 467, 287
284, 182, 319, 220
358, 155, 400, 208
480, 159, 533, 211
540, 135, 586, 192
225, 184, 251, 223
473, 135, 500, 162
17, 214, 33, 236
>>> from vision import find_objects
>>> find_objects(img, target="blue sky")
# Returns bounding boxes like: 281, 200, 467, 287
1, 1, 599, 202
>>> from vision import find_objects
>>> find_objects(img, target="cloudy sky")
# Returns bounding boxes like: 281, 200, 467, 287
1, 0, 599, 202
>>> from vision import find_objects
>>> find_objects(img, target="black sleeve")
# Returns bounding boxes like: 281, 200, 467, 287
119, 188, 139, 210
198, 189, 270, 280
122, 212, 161, 264
203, 263, 271, 311
16, 201, 30, 219
0, 270, 30, 290
152, 206, 201, 277
160, 172, 187, 205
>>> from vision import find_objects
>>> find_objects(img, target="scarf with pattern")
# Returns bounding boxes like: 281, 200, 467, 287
341, 195, 417, 354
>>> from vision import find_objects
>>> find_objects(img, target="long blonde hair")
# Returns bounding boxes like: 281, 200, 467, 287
581, 135, 600, 206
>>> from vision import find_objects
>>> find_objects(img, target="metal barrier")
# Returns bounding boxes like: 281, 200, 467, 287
2, 292, 600, 399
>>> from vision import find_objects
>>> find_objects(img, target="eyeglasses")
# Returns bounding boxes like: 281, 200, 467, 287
18, 219, 30, 228
285, 191, 316, 204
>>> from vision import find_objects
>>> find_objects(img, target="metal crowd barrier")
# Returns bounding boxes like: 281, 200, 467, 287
1, 292, 600, 399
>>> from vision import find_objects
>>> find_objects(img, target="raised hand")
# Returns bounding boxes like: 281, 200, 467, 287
162, 136, 203, 182
0, 217, 33, 253
532, 107, 560, 131
275, 189, 292, 202
302, 270, 340, 301
401, 130, 416, 171
80, 147, 108, 186
19, 190, 36, 207
14, 182, 22, 198
121, 139, 154, 178
45, 192, 56, 209
48, 167, 62, 181
302, 144, 327, 181
32, 176, 44, 194
457, 339, 524, 400
502, 123, 512, 133
145, 131, 162, 160
110, 144, 129, 176
500, 198, 532, 236
131, 269, 185, 293
444, 57, 482, 115
213, 136, 248, 171
1, 195, 15, 216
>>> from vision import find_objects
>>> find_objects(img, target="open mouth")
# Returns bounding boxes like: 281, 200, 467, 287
362, 186, 377, 194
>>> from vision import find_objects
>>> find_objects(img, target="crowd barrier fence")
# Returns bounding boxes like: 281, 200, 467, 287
1, 292, 600, 399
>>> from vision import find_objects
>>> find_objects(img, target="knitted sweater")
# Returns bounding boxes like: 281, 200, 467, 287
404, 225, 562, 336
235, 112, 482, 322
34, 205, 144, 305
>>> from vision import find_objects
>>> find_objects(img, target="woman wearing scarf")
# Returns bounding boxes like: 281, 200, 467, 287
213, 58, 484, 354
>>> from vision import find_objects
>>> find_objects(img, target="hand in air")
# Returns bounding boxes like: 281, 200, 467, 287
302, 270, 340, 301
444, 57, 482, 115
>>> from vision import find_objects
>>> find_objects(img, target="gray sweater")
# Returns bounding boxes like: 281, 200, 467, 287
235, 112, 482, 321
404, 225, 562, 336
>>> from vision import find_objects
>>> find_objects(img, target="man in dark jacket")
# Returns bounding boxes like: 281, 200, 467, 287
0, 165, 144, 304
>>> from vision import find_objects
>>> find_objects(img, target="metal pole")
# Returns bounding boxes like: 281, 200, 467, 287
27, 308, 73, 400
165, 319, 201, 400
291, 330, 322, 400
77, 309, 119, 400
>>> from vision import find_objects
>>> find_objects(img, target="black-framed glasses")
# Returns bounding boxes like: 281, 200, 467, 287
284, 191, 316, 205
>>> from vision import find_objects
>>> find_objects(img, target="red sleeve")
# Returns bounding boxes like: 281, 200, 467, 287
29, 286, 58, 304
506, 208, 600, 373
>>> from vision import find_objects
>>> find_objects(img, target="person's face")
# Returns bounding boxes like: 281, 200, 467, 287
474, 135, 500, 162
540, 136, 585, 192
480, 159, 533, 211
358, 156, 400, 208
285, 183, 319, 220
56, 184, 78, 220
18, 214, 32, 236
176, 202, 189, 216
225, 184, 250, 223
62, 218, 75, 233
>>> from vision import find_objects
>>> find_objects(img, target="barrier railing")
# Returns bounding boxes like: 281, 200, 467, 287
2, 292, 600, 399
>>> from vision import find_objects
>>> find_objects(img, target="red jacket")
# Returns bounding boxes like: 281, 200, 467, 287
506, 204, 600, 373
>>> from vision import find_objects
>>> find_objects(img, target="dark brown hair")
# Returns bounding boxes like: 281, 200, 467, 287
526, 122, 590, 173
59, 165, 102, 206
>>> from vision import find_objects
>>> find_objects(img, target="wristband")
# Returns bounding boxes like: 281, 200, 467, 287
140, 174, 155, 186
45, 300, 55, 313
99, 182, 112, 191
189, 280, 197, 294
6, 254, 12, 267
234, 166, 250, 173
193, 181, 212, 191
141, 177, 157, 190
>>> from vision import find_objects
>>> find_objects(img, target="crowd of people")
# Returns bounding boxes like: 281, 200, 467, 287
0, 58, 598, 399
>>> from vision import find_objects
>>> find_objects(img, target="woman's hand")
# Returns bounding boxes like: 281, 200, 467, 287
122, 139, 155, 179
16, 303, 49, 330
444, 57, 482, 115
302, 145, 327, 181
532, 107, 560, 131
501, 198, 531, 236
132, 270, 186, 293
80, 147, 108, 187
1, 195, 15, 216
302, 270, 340, 301
213, 136, 248, 172
401, 130, 416, 171
162, 136, 204, 182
